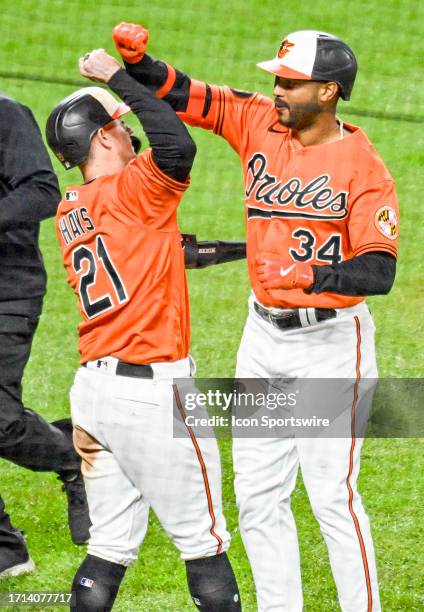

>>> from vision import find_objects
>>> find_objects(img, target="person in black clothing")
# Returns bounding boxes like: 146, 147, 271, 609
0, 92, 90, 577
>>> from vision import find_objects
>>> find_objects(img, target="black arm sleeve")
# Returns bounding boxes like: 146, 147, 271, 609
0, 98, 60, 229
108, 69, 195, 182
310, 252, 396, 296
182, 234, 246, 269
124, 55, 191, 112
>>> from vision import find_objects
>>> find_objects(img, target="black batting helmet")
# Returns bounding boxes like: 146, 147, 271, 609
257, 30, 357, 100
46, 86, 130, 169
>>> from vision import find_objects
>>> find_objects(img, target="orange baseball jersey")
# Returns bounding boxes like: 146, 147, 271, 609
56, 149, 190, 364
177, 82, 399, 308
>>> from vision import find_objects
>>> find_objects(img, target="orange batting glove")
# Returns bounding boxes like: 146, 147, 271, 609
255, 253, 315, 290
112, 22, 149, 64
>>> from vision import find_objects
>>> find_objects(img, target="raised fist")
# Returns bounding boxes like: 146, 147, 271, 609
79, 49, 121, 83
112, 22, 149, 64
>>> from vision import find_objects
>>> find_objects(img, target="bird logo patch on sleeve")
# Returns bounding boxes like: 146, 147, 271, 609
375, 206, 398, 240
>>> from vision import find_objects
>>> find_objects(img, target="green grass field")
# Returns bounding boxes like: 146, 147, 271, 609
1, 0, 423, 610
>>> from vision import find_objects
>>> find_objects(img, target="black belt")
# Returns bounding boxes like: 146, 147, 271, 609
254, 301, 336, 331
82, 360, 154, 379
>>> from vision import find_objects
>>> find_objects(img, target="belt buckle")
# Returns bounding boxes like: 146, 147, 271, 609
269, 311, 294, 330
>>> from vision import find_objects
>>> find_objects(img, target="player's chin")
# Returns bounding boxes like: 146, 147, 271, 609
123, 148, 137, 164
276, 107, 292, 127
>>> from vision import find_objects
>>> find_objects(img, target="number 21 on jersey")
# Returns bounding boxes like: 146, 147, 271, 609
72, 235, 128, 319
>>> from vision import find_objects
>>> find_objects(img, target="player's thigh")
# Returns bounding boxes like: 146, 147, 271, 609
301, 303, 378, 378
71, 369, 149, 565
295, 373, 373, 513
233, 436, 299, 508
152, 433, 229, 559
103, 379, 230, 559
72, 425, 149, 566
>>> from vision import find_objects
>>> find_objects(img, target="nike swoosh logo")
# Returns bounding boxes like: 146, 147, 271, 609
280, 264, 295, 277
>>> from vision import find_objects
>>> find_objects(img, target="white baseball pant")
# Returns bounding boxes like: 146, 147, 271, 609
70, 356, 230, 566
234, 298, 380, 612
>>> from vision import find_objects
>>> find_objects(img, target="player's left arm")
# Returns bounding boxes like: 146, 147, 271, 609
112, 22, 268, 155
80, 49, 195, 183
255, 251, 396, 295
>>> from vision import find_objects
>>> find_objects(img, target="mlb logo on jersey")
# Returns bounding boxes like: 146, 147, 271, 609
80, 577, 94, 588
66, 190, 79, 201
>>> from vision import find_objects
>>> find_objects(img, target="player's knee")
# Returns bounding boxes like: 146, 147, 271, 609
235, 485, 272, 529
310, 492, 354, 526
71, 554, 126, 612
186, 553, 241, 611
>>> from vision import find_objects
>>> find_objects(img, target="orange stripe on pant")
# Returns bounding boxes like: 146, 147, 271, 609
346, 316, 373, 611
173, 384, 223, 555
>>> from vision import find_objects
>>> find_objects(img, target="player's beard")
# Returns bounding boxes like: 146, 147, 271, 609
276, 100, 322, 131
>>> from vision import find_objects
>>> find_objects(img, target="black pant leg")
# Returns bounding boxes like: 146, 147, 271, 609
0, 494, 15, 534
0, 314, 80, 473
0, 494, 28, 559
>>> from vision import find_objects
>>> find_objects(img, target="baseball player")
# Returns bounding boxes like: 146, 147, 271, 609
46, 49, 241, 611
112, 24, 399, 612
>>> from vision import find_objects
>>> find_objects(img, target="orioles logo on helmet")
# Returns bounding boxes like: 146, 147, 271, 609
277, 39, 295, 59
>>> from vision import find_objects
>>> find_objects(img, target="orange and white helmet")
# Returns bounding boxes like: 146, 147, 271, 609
257, 30, 357, 100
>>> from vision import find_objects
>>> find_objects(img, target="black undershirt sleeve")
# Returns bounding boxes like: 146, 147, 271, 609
309, 251, 396, 296
108, 69, 195, 182
124, 55, 191, 112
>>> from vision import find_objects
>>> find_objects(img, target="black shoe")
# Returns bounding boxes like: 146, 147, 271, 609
0, 530, 35, 578
58, 472, 91, 545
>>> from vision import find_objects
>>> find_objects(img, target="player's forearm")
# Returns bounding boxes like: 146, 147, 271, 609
108, 69, 195, 181
310, 252, 396, 296
114, 25, 216, 130
182, 234, 247, 268
124, 55, 191, 112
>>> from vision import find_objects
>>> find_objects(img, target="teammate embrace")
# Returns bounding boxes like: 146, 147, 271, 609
41, 21, 398, 612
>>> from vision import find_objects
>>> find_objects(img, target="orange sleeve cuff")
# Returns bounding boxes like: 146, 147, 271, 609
353, 243, 398, 259
186, 79, 207, 118
156, 64, 177, 98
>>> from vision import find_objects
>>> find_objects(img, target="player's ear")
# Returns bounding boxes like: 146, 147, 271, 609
319, 82, 339, 105
95, 126, 114, 151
